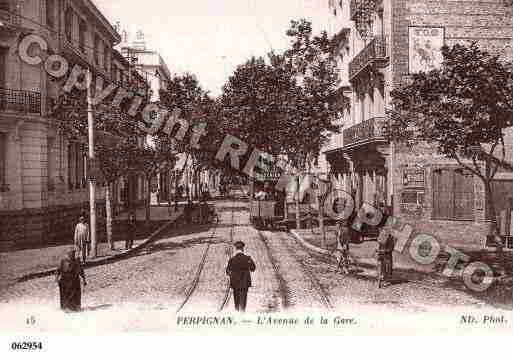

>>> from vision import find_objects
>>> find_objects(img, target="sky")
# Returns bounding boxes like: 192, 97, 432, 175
94, 0, 333, 96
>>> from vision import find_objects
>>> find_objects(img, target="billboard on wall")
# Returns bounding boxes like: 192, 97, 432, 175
408, 26, 445, 73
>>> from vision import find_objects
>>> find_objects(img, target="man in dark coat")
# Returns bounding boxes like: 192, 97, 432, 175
125, 213, 136, 250
226, 241, 256, 312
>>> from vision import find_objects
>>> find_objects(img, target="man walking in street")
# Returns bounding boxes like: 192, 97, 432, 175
74, 215, 90, 264
226, 241, 256, 312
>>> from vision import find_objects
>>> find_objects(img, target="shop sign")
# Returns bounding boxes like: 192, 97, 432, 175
409, 26, 444, 74
400, 190, 424, 216
403, 168, 425, 188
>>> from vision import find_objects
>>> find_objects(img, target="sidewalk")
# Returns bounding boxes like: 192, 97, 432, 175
0, 206, 183, 291
291, 226, 513, 280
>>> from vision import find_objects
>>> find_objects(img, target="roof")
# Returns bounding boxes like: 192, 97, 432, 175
81, 0, 121, 44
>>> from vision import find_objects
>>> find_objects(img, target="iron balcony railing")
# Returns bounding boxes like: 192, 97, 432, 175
0, 9, 21, 27
343, 116, 387, 148
348, 35, 388, 81
350, 0, 361, 20
350, 0, 375, 20
0, 88, 42, 114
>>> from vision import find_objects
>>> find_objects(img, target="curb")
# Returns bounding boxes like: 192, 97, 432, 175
17, 213, 184, 283
290, 229, 434, 274
289, 229, 331, 256
289, 229, 508, 286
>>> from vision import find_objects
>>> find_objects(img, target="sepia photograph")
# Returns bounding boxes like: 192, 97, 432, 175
1, 0, 513, 353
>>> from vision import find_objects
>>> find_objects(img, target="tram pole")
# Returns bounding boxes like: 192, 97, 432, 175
87, 69, 97, 258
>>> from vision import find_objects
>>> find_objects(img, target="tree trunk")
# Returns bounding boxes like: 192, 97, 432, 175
174, 174, 179, 212
484, 180, 503, 247
168, 171, 173, 214
315, 183, 326, 249
105, 182, 114, 250
295, 175, 301, 230
145, 176, 151, 226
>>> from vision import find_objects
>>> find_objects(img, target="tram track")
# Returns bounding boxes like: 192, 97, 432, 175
176, 202, 236, 313
218, 205, 236, 311
256, 229, 333, 311
280, 232, 333, 310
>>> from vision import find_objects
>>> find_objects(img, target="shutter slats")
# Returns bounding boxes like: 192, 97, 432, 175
433, 168, 474, 220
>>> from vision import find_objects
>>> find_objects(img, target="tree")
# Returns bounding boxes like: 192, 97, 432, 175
220, 56, 297, 155
219, 19, 344, 232
134, 142, 177, 225
387, 42, 513, 252
159, 74, 224, 202
282, 19, 343, 232
282, 19, 343, 170
50, 81, 146, 252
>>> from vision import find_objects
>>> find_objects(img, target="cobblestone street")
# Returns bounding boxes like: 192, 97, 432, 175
0, 199, 509, 331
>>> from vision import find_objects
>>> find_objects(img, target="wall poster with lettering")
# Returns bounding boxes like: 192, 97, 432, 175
408, 26, 445, 74
403, 168, 425, 188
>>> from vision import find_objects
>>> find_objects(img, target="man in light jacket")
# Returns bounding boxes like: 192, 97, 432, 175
74, 215, 90, 264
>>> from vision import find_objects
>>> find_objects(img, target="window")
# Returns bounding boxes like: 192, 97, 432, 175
0, 1, 9, 11
111, 63, 116, 81
79, 20, 87, 53
65, 7, 73, 42
359, 92, 365, 123
94, 35, 100, 66
67, 142, 75, 189
433, 168, 474, 220
76, 144, 85, 189
46, 0, 54, 29
68, 142, 87, 190
0, 132, 7, 191
47, 137, 55, 191
104, 44, 110, 71
0, 46, 6, 89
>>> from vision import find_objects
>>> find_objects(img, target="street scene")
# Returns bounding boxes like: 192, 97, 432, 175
0, 194, 506, 331
2, 0, 513, 336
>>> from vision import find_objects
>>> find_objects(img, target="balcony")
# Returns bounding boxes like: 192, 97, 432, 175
0, 88, 42, 115
0, 9, 21, 28
350, 0, 369, 20
348, 36, 388, 81
343, 116, 387, 148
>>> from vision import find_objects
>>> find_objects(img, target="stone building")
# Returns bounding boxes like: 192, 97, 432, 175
117, 28, 174, 203
324, 0, 513, 248
0, 0, 140, 250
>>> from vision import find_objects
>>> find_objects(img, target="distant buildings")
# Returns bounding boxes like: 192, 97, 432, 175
324, 0, 513, 248
116, 27, 174, 203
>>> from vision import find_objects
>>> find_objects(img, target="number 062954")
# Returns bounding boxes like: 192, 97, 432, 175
11, 342, 43, 350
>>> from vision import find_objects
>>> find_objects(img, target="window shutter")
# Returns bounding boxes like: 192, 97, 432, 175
68, 142, 74, 189
0, 47, 6, 88
0, 132, 5, 186
433, 169, 454, 219
454, 169, 474, 220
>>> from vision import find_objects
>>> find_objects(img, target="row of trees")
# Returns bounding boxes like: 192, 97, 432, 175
51, 17, 513, 255
51, 80, 177, 252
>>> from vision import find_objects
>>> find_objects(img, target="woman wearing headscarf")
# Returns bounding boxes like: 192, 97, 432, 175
56, 249, 87, 312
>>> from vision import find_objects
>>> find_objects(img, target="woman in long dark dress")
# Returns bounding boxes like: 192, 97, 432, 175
56, 250, 87, 312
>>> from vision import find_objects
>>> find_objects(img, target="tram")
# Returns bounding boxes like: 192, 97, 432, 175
248, 177, 286, 229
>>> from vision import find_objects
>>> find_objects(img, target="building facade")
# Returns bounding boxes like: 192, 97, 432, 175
325, 0, 513, 248
0, 0, 141, 250
116, 29, 174, 203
